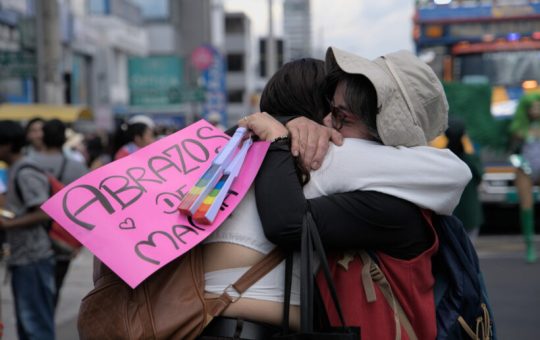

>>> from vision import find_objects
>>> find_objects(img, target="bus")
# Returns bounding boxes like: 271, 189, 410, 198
414, 0, 540, 206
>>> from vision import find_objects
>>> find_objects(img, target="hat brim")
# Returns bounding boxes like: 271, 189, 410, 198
326, 47, 394, 107
326, 47, 446, 147
326, 47, 414, 145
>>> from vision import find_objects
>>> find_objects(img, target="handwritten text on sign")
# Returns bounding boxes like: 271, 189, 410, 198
41, 120, 269, 288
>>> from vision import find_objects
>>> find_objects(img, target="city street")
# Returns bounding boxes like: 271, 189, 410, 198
0, 248, 93, 340
0, 235, 539, 339
1, 1, 540, 339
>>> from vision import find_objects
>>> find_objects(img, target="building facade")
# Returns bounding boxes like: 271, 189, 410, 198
129, 0, 227, 128
0, 0, 237, 130
0, 0, 148, 130
86, 0, 148, 129
283, 0, 312, 61
0, 0, 35, 104
224, 12, 254, 124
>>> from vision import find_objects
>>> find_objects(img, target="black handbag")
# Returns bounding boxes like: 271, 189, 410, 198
274, 212, 360, 340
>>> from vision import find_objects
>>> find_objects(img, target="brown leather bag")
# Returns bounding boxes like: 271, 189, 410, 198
78, 246, 285, 340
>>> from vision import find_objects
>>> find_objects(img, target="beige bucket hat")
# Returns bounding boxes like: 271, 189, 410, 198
325, 47, 448, 147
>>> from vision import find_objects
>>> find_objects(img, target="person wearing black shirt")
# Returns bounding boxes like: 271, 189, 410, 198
238, 47, 470, 339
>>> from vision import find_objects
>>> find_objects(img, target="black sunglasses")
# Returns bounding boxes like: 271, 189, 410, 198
330, 103, 354, 130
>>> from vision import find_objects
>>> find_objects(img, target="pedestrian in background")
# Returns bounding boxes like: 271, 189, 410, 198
64, 128, 87, 164
0, 120, 55, 340
113, 115, 156, 160
23, 117, 46, 156
31, 119, 89, 308
85, 133, 111, 170
445, 117, 484, 244
509, 92, 540, 263
207, 112, 226, 131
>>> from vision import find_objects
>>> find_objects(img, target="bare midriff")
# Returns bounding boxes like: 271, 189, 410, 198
203, 243, 299, 329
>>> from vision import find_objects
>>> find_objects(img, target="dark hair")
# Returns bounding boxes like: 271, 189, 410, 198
324, 59, 380, 140
25, 117, 45, 136
86, 135, 105, 167
112, 120, 152, 157
0, 120, 26, 153
446, 117, 466, 156
260, 58, 328, 124
43, 119, 66, 148
127, 122, 150, 142
259, 58, 328, 184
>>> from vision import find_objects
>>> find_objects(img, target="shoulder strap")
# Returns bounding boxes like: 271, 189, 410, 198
307, 213, 349, 329
281, 251, 294, 334
231, 246, 286, 293
57, 154, 67, 182
359, 251, 418, 340
216, 246, 286, 304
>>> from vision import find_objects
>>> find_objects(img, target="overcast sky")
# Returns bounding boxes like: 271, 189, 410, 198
224, 0, 415, 60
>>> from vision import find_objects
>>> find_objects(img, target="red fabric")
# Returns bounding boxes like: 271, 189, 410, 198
47, 174, 82, 249
114, 147, 131, 160
115, 143, 140, 160
317, 211, 439, 340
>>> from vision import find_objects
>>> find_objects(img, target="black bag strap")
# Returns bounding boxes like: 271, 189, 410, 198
305, 212, 348, 328
280, 212, 350, 334
281, 251, 294, 334
301, 214, 315, 331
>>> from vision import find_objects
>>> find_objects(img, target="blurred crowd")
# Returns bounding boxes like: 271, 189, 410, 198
0, 113, 191, 339
0, 113, 208, 179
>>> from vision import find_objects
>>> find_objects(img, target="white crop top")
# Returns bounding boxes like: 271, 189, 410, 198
204, 187, 302, 305
203, 138, 471, 305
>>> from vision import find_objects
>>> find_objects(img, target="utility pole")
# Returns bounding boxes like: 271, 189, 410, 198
266, 0, 276, 78
35, 0, 63, 104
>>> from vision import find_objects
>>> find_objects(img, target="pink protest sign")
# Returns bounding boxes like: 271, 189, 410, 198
41, 120, 269, 288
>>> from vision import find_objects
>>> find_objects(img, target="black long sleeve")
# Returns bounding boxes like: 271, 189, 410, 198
255, 142, 433, 260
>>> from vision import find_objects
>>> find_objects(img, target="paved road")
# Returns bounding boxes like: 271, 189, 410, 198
0, 248, 93, 340
476, 236, 540, 340
1, 236, 539, 339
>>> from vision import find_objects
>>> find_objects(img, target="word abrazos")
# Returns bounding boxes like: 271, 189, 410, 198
61, 126, 227, 232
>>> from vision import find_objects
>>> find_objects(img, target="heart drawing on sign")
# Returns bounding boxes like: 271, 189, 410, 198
119, 218, 136, 230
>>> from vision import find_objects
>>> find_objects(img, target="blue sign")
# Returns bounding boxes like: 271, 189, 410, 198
417, 3, 540, 22
200, 45, 227, 128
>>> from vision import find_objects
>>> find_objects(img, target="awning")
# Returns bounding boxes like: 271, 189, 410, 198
0, 104, 92, 123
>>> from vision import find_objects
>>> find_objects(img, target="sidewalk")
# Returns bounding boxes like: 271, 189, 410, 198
0, 248, 94, 340
476, 235, 540, 340
475, 234, 540, 258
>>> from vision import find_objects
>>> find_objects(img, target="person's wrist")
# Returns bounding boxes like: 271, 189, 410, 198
285, 115, 306, 127
270, 135, 290, 144
266, 127, 289, 142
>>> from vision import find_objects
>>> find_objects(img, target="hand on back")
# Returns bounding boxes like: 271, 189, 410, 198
286, 116, 343, 170
238, 112, 289, 142
239, 113, 343, 171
